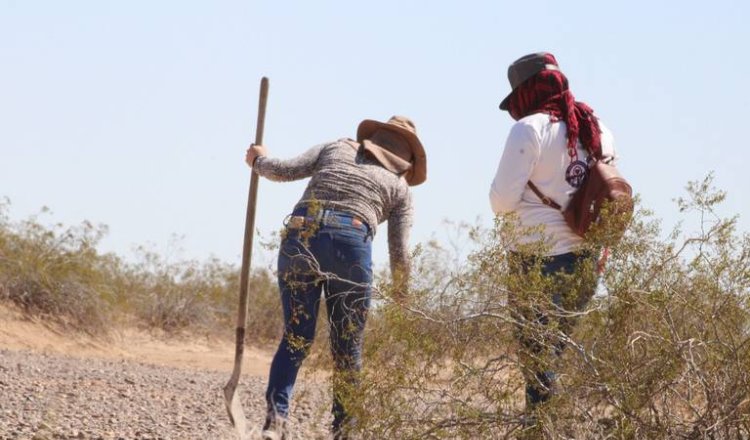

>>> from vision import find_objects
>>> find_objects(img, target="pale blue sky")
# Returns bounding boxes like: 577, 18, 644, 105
2, 1, 748, 269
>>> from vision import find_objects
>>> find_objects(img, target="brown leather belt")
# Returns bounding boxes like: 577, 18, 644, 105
285, 213, 366, 230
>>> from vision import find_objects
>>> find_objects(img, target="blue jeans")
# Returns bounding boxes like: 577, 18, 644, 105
508, 251, 596, 408
265, 208, 373, 432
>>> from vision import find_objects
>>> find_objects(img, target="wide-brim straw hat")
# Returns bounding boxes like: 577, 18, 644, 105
356, 115, 427, 186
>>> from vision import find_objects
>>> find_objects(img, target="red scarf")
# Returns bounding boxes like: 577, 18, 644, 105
507, 60, 602, 159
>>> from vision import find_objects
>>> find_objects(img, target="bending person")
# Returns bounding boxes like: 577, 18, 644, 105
245, 116, 427, 440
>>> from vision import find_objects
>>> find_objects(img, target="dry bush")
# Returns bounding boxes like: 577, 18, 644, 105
0, 199, 282, 342
0, 202, 113, 333
118, 249, 233, 332
347, 175, 750, 439
111, 241, 281, 338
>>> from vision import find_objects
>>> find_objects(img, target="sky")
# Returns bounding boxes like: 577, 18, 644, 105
2, 0, 749, 270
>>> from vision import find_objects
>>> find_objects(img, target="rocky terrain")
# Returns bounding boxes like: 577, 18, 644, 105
0, 303, 333, 440
0, 348, 332, 440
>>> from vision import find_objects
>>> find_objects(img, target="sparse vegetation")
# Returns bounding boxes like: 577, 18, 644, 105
2, 175, 749, 439
349, 175, 750, 439
0, 197, 282, 341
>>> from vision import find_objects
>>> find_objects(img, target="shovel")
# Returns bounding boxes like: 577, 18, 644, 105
223, 76, 269, 438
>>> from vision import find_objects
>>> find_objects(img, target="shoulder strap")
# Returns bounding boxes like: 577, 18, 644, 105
527, 181, 562, 210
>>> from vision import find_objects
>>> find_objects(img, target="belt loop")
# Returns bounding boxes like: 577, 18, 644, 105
315, 208, 325, 225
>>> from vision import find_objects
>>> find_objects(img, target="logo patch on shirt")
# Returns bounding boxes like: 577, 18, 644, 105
565, 160, 588, 188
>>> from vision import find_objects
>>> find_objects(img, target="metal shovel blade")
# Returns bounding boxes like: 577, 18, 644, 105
223, 377, 247, 438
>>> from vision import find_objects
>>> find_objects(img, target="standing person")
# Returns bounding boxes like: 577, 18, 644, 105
245, 116, 427, 440
489, 53, 617, 418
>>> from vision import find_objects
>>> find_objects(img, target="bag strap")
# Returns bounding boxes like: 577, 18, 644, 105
527, 181, 562, 210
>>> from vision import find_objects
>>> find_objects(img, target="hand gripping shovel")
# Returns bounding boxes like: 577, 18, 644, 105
223, 77, 269, 438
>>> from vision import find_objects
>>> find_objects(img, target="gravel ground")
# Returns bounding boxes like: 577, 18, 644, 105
0, 349, 333, 440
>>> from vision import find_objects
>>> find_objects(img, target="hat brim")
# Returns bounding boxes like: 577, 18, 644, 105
499, 91, 512, 111
357, 119, 427, 186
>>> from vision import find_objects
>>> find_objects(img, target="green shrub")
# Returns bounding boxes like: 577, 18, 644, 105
351, 175, 750, 439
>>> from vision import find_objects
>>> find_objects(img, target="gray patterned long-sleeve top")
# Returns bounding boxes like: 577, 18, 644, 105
253, 139, 413, 276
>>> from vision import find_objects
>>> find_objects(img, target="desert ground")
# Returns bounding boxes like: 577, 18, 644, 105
0, 305, 333, 440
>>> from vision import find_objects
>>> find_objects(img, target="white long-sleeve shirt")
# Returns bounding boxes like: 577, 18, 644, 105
489, 112, 617, 256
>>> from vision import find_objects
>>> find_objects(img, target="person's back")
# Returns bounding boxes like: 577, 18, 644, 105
294, 141, 410, 234
490, 112, 617, 255
255, 138, 414, 274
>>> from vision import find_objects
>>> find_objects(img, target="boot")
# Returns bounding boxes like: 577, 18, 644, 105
261, 413, 287, 440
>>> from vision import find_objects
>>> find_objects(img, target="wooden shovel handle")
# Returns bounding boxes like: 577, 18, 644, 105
223, 77, 269, 429
236, 77, 268, 337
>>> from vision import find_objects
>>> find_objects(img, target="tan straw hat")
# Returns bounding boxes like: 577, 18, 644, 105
356, 115, 427, 186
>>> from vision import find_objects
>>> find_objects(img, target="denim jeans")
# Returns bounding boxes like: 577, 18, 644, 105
265, 208, 373, 432
508, 251, 596, 408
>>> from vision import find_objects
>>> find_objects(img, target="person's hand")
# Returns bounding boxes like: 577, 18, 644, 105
388, 267, 410, 306
245, 144, 268, 167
